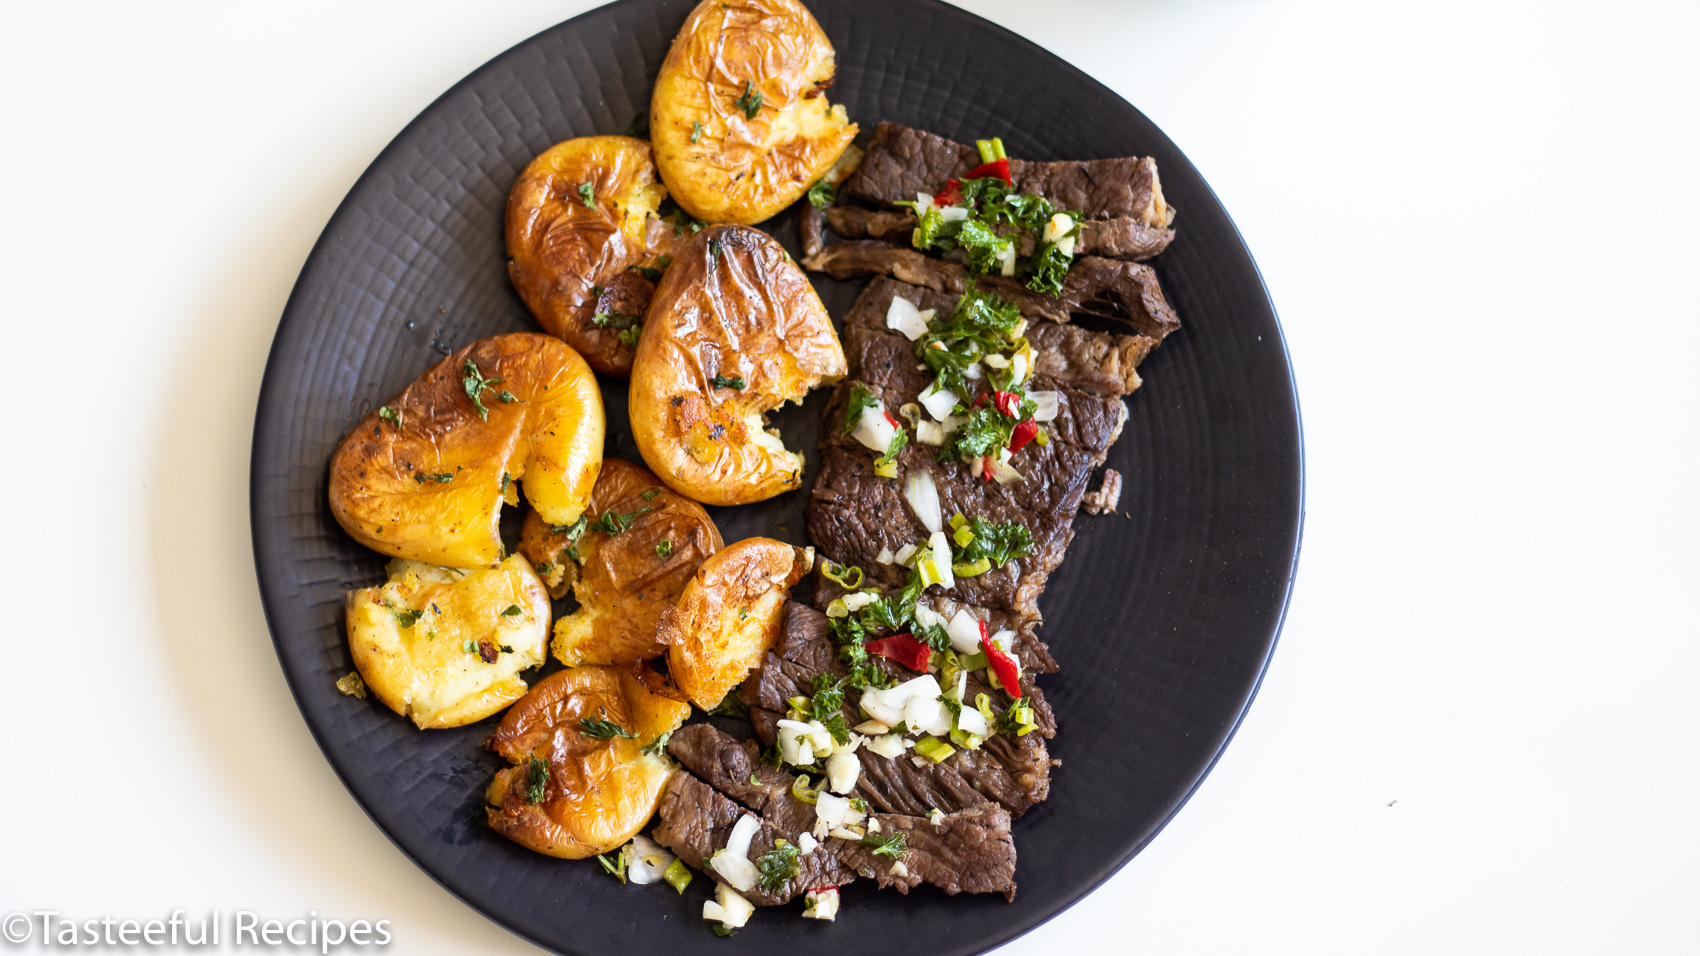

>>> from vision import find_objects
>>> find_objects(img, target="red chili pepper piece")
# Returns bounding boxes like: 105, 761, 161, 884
867, 633, 932, 673
980, 455, 995, 481
980, 629, 1022, 694
992, 390, 1022, 418
1009, 418, 1038, 453
883, 410, 900, 428
935, 178, 964, 206
965, 158, 1012, 184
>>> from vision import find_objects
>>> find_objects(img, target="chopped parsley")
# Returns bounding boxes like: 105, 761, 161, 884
708, 237, 723, 264
413, 472, 453, 484
806, 178, 837, 209
591, 310, 643, 347
391, 607, 424, 628
640, 730, 672, 757
578, 713, 637, 740
656, 540, 673, 557
576, 182, 596, 208
640, 488, 662, 501
710, 374, 746, 390
841, 381, 883, 436
755, 839, 800, 893
591, 506, 653, 536
691, 119, 703, 143
956, 517, 1035, 569
550, 515, 588, 540
910, 168, 1082, 295
377, 405, 401, 427
461, 359, 508, 421
710, 690, 750, 719
501, 604, 522, 617
915, 287, 1025, 400
939, 396, 1035, 462
525, 754, 549, 804
732, 79, 763, 119
860, 831, 908, 860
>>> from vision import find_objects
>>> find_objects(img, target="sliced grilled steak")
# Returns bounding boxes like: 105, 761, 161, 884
667, 723, 1018, 900
825, 205, 1174, 262
801, 240, 1180, 341
807, 278, 1140, 619
651, 772, 858, 906
841, 122, 1175, 227
800, 202, 827, 258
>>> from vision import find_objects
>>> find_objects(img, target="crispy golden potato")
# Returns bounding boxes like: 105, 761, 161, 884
650, 0, 857, 224
344, 557, 550, 729
329, 333, 605, 569
506, 136, 683, 376
629, 225, 846, 506
660, 538, 813, 709
518, 459, 724, 666
485, 665, 690, 859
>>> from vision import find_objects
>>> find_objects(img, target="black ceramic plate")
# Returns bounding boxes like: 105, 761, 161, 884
250, 1, 1302, 953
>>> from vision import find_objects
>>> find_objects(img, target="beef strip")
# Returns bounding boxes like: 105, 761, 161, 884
741, 604, 1055, 817
800, 202, 827, 258
1080, 468, 1124, 515
665, 723, 1019, 900
841, 122, 1175, 227
807, 278, 1139, 619
825, 205, 1174, 262
651, 772, 858, 906
801, 239, 1180, 342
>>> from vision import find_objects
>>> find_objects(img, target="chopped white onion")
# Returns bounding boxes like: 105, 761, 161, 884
815, 792, 851, 827
982, 353, 1009, 369
918, 382, 960, 421
913, 603, 947, 631
890, 861, 910, 878
916, 420, 945, 445
851, 405, 897, 455
802, 886, 839, 921
777, 719, 818, 766
798, 832, 819, 854
939, 205, 970, 223
989, 629, 1017, 654
997, 243, 1017, 276
826, 751, 861, 794
626, 835, 675, 885
1029, 390, 1061, 422
829, 826, 865, 841
904, 696, 942, 733
951, 668, 967, 703
1011, 351, 1030, 385
854, 718, 890, 735
988, 457, 1024, 485
925, 530, 954, 590
843, 805, 865, 826
894, 543, 919, 565
839, 591, 877, 613
726, 815, 760, 860
946, 608, 984, 654
875, 546, 895, 565
715, 884, 754, 927
804, 719, 836, 754
865, 733, 906, 759
710, 849, 759, 894
832, 732, 863, 756
956, 704, 990, 738
885, 296, 930, 341
913, 193, 935, 218
859, 674, 943, 726
903, 469, 942, 533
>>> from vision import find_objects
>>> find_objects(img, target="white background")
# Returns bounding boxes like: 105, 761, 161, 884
2, 1, 1695, 953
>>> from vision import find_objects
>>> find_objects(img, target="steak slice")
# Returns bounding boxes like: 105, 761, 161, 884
651, 772, 858, 906
801, 239, 1180, 342
825, 205, 1174, 262
741, 604, 1056, 817
806, 278, 1140, 619
841, 122, 1175, 227
667, 723, 1018, 900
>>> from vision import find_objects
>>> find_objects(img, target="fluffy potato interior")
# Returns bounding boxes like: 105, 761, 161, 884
518, 459, 723, 666
506, 136, 678, 376
629, 225, 846, 506
328, 333, 605, 569
650, 0, 857, 224
485, 666, 691, 859
344, 556, 551, 729
660, 538, 813, 708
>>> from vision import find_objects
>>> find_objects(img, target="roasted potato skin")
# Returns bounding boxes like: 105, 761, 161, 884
519, 459, 724, 666
650, 0, 857, 224
344, 557, 551, 729
629, 225, 846, 506
486, 665, 691, 859
506, 136, 679, 376
661, 538, 813, 709
328, 333, 605, 569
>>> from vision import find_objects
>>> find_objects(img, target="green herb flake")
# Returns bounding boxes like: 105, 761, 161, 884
525, 754, 549, 804
412, 471, 453, 484
640, 488, 662, 501
579, 712, 638, 740
640, 730, 672, 757
755, 839, 801, 893
592, 506, 653, 536
860, 830, 908, 860
732, 79, 764, 119
597, 850, 628, 883
461, 359, 505, 421
691, 120, 704, 143
656, 540, 673, 557
841, 381, 882, 436
391, 607, 425, 628
501, 604, 523, 617
577, 182, 596, 208
806, 178, 836, 209
377, 405, 401, 427
710, 374, 746, 390
631, 264, 664, 282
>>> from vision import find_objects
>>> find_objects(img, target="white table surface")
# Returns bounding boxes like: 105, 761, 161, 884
3, 1, 1696, 953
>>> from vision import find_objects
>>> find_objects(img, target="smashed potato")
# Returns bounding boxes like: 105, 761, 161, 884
660, 538, 813, 709
518, 459, 723, 666
344, 557, 550, 729
485, 665, 690, 859
650, 0, 857, 224
328, 333, 605, 569
506, 136, 680, 376
629, 225, 846, 506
